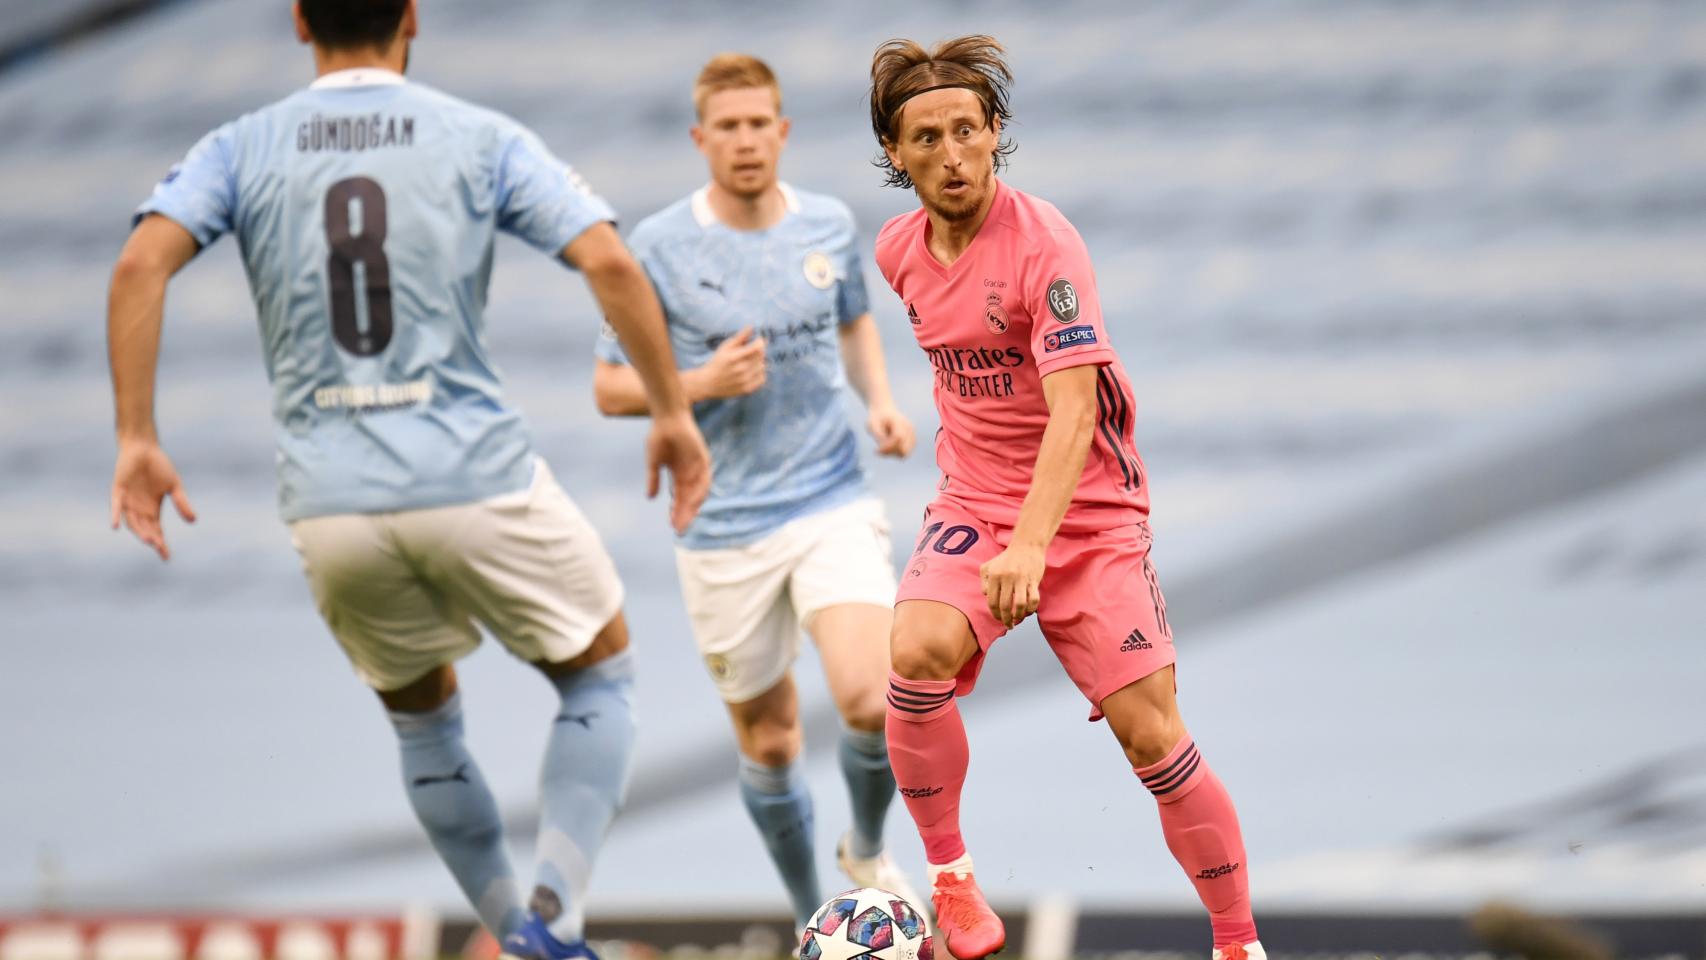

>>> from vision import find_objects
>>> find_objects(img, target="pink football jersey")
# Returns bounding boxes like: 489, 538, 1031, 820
876, 179, 1149, 533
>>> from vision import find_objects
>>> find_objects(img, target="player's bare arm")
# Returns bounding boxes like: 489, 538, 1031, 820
838, 312, 915, 458
592, 325, 767, 416
564, 222, 711, 533
107, 213, 202, 560
979, 364, 1099, 627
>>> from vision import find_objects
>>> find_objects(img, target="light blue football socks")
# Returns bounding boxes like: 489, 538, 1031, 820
531, 651, 638, 944
389, 692, 526, 938
838, 726, 896, 859
739, 754, 821, 928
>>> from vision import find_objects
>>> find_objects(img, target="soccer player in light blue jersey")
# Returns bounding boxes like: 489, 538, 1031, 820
104, 4, 710, 959
592, 54, 924, 929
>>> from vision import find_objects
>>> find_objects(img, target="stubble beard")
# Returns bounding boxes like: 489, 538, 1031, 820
920, 169, 991, 223
926, 193, 979, 222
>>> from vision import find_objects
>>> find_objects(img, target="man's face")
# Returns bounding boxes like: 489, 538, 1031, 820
693, 87, 789, 200
884, 88, 1000, 222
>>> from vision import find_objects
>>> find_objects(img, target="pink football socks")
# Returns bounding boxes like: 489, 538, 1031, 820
884, 673, 970, 864
1135, 736, 1258, 947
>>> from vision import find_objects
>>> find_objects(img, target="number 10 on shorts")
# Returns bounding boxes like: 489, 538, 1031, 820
914, 521, 979, 557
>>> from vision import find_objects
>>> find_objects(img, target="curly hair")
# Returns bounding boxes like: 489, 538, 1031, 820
868, 35, 1016, 189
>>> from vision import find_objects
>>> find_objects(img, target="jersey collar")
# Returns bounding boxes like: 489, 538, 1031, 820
310, 68, 407, 90
690, 182, 801, 229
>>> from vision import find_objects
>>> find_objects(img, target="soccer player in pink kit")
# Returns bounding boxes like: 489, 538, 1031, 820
868, 37, 1262, 960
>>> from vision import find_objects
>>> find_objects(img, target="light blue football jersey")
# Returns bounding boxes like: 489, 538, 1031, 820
135, 69, 614, 521
597, 184, 871, 549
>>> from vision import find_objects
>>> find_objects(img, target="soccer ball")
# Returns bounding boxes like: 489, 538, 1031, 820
799, 887, 934, 960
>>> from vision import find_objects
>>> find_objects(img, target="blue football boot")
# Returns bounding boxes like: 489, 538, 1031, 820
497, 915, 600, 960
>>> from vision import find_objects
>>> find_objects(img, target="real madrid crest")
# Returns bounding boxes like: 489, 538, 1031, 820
802, 250, 836, 290
984, 292, 1010, 334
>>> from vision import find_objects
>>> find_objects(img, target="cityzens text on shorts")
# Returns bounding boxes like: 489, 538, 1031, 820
314, 379, 431, 413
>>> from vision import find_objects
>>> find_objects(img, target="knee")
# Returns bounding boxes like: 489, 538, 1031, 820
1111, 712, 1186, 769
840, 687, 888, 733
1101, 668, 1186, 769
380, 666, 458, 714
734, 699, 802, 769
889, 625, 966, 682
742, 721, 802, 769
538, 615, 634, 684
1118, 728, 1176, 769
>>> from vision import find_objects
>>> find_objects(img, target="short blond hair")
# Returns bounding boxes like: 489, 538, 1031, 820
694, 53, 782, 119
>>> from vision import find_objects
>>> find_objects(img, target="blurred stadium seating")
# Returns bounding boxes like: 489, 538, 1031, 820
0, 1, 187, 69
0, 1, 114, 48
2, 0, 1703, 955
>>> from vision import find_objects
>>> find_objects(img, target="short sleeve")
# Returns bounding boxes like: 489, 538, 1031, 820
873, 215, 907, 291
1027, 226, 1116, 378
496, 124, 616, 261
133, 124, 238, 249
595, 231, 665, 365
593, 318, 629, 364
837, 242, 872, 326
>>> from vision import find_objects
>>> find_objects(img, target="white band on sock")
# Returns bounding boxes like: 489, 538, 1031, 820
926, 852, 974, 881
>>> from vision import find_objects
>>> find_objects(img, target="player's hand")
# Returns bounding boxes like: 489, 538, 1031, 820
646, 410, 712, 534
866, 402, 916, 458
980, 540, 1045, 628
110, 438, 197, 561
694, 326, 767, 400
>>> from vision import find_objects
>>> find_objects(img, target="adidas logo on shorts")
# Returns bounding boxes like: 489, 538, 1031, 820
1120, 628, 1152, 652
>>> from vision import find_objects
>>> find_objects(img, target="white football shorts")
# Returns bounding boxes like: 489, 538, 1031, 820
674, 496, 897, 703
289, 458, 624, 691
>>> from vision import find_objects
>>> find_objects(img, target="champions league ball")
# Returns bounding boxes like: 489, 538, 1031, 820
800, 887, 934, 960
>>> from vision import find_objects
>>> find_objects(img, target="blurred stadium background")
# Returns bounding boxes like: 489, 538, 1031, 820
2, 0, 1704, 956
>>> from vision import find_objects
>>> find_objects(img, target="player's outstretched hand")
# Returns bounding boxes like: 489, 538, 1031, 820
646, 411, 712, 534
867, 402, 916, 458
980, 541, 1044, 628
696, 326, 767, 399
110, 439, 197, 561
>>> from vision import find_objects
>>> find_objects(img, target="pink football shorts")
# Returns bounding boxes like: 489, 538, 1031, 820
896, 495, 1177, 720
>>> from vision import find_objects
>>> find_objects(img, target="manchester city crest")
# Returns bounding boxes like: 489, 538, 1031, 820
803, 250, 836, 289
704, 653, 734, 681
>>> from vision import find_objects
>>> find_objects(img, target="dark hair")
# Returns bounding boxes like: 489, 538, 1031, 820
869, 35, 1016, 189
299, 0, 409, 51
